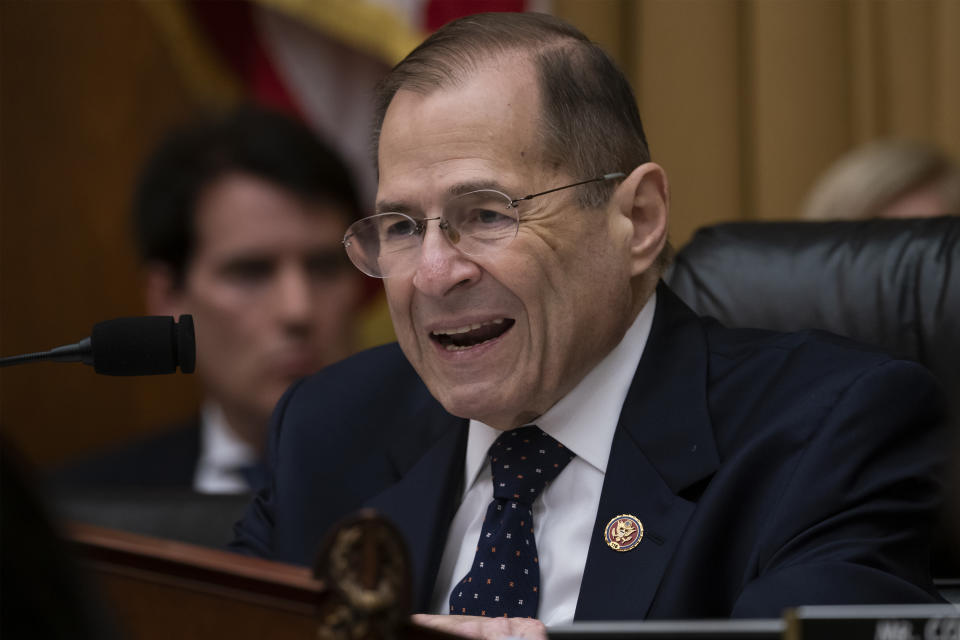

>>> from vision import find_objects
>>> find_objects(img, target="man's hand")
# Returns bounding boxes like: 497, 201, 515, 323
411, 614, 547, 640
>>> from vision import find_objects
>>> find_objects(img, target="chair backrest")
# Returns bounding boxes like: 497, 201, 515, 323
666, 216, 960, 394
667, 216, 960, 579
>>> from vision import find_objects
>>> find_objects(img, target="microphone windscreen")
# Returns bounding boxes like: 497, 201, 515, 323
176, 315, 196, 374
90, 316, 180, 376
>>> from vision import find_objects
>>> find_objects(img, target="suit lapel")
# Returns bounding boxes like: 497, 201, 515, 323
364, 403, 468, 612
575, 283, 720, 620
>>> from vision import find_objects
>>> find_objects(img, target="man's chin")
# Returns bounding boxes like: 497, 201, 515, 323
431, 384, 525, 428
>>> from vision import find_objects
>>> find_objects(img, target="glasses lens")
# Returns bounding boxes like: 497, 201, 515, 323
344, 213, 421, 277
343, 191, 519, 278
443, 190, 518, 255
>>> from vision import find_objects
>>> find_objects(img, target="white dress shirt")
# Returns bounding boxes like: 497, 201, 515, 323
430, 294, 656, 625
193, 402, 260, 494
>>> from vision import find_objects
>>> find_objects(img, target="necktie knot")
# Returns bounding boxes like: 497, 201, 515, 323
489, 425, 573, 506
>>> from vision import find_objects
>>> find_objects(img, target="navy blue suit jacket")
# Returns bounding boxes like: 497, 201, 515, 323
231, 283, 946, 619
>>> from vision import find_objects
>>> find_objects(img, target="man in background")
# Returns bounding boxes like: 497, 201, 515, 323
56, 106, 363, 494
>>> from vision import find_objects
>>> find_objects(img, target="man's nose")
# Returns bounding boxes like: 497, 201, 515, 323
411, 219, 481, 297
276, 266, 313, 327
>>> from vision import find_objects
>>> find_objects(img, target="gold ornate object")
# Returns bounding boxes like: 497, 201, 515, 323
317, 602, 359, 640
314, 510, 412, 640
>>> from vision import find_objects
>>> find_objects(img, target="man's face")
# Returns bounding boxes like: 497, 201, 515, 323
161, 172, 361, 429
377, 58, 638, 429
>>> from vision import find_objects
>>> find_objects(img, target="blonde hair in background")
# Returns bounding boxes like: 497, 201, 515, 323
801, 140, 960, 221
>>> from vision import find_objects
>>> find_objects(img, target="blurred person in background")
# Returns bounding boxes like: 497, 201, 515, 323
801, 139, 960, 221
55, 105, 363, 494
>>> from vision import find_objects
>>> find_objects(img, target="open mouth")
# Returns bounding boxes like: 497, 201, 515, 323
430, 318, 515, 351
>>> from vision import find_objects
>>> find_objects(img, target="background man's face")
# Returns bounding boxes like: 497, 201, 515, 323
377, 58, 636, 429
170, 172, 361, 429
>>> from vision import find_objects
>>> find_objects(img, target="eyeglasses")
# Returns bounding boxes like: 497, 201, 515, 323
342, 172, 625, 278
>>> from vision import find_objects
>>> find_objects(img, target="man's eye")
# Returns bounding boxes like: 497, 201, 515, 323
222, 260, 273, 282
474, 208, 511, 225
306, 252, 350, 278
460, 208, 514, 231
384, 218, 417, 238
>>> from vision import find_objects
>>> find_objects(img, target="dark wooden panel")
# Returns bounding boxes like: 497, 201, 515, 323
0, 1, 201, 466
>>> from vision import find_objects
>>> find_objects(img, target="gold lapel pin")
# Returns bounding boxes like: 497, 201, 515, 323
603, 514, 643, 551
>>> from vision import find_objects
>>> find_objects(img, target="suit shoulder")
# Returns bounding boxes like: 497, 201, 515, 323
702, 319, 914, 377
274, 343, 437, 437
701, 319, 944, 455
321, 342, 415, 380
291, 342, 423, 400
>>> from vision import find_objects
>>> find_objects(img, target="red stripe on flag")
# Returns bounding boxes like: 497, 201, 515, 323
425, 0, 527, 32
186, 0, 304, 118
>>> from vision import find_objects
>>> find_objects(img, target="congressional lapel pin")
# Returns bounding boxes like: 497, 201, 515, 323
604, 514, 643, 551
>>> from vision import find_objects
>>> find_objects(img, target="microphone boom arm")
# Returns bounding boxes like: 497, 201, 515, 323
0, 316, 194, 375
0, 338, 92, 367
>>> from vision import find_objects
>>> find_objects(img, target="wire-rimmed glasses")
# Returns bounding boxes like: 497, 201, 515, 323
342, 172, 625, 278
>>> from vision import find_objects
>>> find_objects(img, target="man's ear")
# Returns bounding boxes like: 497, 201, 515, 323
143, 262, 189, 317
612, 163, 670, 278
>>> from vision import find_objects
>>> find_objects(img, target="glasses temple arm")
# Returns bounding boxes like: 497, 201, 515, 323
509, 172, 627, 207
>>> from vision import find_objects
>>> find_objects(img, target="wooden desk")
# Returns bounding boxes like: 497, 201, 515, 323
68, 510, 419, 640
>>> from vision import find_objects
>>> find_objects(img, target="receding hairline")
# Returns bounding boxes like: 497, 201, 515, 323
399, 34, 581, 87
370, 9, 595, 142
374, 41, 583, 171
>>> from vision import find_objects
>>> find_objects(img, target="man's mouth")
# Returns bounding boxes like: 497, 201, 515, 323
430, 318, 515, 351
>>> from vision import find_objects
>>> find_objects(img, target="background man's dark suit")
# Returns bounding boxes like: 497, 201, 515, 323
52, 420, 201, 488
231, 283, 946, 618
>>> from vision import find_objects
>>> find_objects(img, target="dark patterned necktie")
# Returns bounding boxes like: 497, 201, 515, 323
449, 425, 574, 618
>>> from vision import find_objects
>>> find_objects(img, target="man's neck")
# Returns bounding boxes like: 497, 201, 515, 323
211, 401, 268, 455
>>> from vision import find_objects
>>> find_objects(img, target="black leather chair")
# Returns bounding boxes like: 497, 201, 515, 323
667, 216, 959, 391
666, 215, 960, 581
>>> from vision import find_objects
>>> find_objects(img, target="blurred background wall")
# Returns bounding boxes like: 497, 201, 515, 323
2, 0, 958, 468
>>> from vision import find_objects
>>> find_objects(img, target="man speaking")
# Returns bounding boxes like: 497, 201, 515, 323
231, 12, 946, 636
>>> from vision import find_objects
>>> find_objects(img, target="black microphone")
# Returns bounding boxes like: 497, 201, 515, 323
0, 316, 196, 375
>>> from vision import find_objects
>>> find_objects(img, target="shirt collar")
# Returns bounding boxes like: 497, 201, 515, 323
462, 293, 657, 490
199, 401, 259, 470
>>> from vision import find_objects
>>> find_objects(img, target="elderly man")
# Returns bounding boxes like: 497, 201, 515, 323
232, 12, 945, 633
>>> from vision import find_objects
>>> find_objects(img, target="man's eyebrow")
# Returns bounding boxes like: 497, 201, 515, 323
448, 179, 509, 196
374, 200, 412, 215
376, 180, 512, 215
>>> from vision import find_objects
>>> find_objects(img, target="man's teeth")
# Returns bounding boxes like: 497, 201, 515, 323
430, 318, 510, 351
445, 343, 483, 351
431, 318, 505, 337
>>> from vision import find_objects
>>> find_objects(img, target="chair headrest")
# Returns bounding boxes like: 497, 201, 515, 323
667, 216, 960, 390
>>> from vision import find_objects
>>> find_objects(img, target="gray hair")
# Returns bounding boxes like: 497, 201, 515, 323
372, 12, 651, 210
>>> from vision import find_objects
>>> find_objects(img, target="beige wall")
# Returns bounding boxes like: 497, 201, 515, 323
556, 0, 960, 244
2, 1, 957, 465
